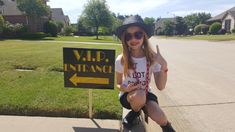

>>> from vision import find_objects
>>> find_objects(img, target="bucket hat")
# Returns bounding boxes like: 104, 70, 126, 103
115, 15, 154, 40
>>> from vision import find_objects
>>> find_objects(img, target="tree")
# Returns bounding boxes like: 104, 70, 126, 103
163, 20, 175, 36
175, 16, 187, 35
77, 16, 94, 36
55, 21, 64, 34
184, 12, 211, 31
81, 0, 113, 39
112, 17, 122, 34
144, 17, 155, 26
17, 0, 50, 32
43, 21, 58, 37
64, 26, 74, 36
197, 12, 211, 24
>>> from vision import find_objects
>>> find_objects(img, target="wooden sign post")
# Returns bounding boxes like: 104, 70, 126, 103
63, 48, 115, 118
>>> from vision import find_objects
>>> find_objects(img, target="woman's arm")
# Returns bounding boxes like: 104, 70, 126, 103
153, 69, 167, 91
153, 45, 168, 90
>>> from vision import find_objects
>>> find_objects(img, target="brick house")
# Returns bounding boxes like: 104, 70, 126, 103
207, 6, 235, 32
0, 0, 49, 32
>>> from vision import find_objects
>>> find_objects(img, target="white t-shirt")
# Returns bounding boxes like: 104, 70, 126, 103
115, 54, 161, 97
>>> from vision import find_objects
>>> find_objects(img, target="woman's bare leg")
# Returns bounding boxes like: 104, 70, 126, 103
145, 100, 168, 126
127, 89, 146, 112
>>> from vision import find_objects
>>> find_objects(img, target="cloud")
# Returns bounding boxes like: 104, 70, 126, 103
107, 0, 169, 15
47, 0, 235, 23
47, 0, 86, 11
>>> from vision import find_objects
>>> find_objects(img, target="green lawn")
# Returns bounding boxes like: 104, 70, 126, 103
33, 36, 120, 43
161, 34, 235, 41
0, 39, 122, 119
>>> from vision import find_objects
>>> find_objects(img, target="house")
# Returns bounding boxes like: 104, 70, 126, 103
0, 0, 49, 32
207, 6, 235, 32
51, 8, 70, 27
154, 18, 175, 35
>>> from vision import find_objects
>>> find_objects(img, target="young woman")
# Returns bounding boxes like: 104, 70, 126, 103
115, 15, 175, 132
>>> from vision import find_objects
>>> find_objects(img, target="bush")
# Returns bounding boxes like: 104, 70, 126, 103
63, 26, 74, 36
209, 22, 221, 35
194, 24, 209, 35
55, 21, 64, 33
21, 32, 50, 39
232, 29, 235, 34
44, 21, 58, 37
2, 22, 27, 38
0, 15, 4, 35
14, 23, 27, 35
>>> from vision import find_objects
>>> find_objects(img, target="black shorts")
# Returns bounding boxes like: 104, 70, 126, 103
119, 92, 158, 109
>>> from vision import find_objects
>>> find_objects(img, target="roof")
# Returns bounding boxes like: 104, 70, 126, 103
228, 11, 235, 18
0, 0, 23, 15
51, 8, 70, 25
207, 6, 235, 22
0, 0, 49, 16
51, 8, 65, 21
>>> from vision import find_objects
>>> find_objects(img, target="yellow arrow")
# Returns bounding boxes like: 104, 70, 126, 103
69, 73, 109, 86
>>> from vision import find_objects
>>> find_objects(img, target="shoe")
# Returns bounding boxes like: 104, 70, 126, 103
161, 122, 176, 132
122, 110, 140, 129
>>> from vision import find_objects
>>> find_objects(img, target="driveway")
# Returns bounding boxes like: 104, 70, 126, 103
148, 37, 235, 132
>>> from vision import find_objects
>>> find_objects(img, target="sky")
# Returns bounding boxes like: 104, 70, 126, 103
47, 0, 235, 23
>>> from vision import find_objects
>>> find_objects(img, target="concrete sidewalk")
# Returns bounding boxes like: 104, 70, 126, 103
0, 115, 120, 132
147, 38, 235, 131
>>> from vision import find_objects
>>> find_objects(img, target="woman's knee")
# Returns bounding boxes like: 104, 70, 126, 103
128, 90, 146, 110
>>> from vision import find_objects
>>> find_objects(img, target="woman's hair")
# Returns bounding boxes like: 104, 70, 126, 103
120, 27, 155, 77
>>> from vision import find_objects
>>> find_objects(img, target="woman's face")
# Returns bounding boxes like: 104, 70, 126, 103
125, 26, 144, 50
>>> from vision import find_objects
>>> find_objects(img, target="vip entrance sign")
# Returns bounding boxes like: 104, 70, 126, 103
63, 48, 115, 89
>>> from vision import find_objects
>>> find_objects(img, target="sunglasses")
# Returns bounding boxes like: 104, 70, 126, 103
125, 31, 143, 41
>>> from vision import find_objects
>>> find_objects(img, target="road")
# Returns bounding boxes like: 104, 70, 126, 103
147, 37, 235, 132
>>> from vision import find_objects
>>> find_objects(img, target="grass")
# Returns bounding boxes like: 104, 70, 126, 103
161, 34, 235, 41
12, 35, 121, 43
0, 39, 122, 119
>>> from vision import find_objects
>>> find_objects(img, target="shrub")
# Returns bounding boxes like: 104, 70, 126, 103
63, 26, 74, 36
21, 32, 49, 39
0, 15, 4, 35
2, 22, 27, 38
44, 21, 58, 37
194, 24, 209, 35
14, 23, 27, 36
209, 22, 221, 35
232, 29, 235, 34
55, 21, 64, 33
